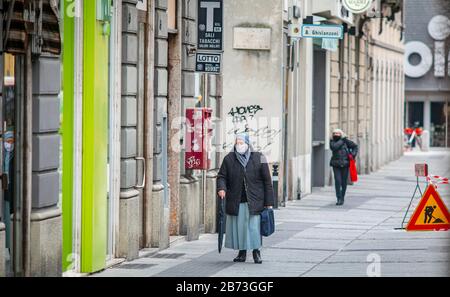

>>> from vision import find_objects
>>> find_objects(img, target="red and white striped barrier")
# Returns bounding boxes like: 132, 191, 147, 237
427, 174, 449, 187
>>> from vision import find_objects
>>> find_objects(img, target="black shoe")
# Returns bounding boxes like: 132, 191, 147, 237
336, 199, 343, 205
233, 250, 246, 262
252, 249, 262, 264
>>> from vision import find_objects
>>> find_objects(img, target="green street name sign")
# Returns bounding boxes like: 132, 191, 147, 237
301, 24, 344, 39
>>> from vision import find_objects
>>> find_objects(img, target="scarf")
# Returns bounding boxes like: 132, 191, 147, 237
234, 146, 251, 169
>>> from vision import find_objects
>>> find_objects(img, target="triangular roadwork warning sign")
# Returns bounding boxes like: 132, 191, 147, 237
406, 185, 450, 231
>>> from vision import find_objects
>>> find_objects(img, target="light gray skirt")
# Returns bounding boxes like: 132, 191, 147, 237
225, 202, 262, 251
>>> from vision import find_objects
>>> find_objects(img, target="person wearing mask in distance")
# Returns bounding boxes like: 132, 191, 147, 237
3, 131, 14, 257
330, 129, 358, 206
217, 133, 274, 264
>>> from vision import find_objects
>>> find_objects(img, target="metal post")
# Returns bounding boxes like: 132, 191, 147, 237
272, 164, 279, 209
22, 39, 32, 277
202, 73, 208, 228
143, 0, 155, 248
282, 37, 291, 208
346, 29, 351, 135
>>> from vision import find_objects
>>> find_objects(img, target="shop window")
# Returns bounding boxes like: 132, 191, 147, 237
430, 102, 446, 147
447, 100, 450, 148
408, 102, 424, 128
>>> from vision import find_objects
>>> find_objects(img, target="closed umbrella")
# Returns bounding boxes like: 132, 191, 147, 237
218, 197, 225, 253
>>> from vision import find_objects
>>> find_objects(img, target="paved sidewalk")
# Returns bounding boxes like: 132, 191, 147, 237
94, 149, 450, 277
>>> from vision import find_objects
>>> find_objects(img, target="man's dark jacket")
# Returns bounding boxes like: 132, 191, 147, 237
217, 151, 274, 216
330, 137, 359, 168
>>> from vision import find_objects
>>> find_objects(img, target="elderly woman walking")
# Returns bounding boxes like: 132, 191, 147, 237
330, 129, 358, 206
217, 133, 274, 264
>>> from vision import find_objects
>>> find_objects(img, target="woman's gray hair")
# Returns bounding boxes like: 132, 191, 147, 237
332, 128, 346, 137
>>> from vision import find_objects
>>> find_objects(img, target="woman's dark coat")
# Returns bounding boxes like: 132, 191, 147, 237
217, 151, 274, 216
330, 137, 359, 168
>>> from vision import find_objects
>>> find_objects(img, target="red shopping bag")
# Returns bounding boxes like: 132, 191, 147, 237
348, 154, 358, 182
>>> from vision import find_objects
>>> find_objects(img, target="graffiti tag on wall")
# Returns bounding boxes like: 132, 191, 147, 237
220, 104, 282, 161
228, 104, 264, 123
221, 125, 282, 151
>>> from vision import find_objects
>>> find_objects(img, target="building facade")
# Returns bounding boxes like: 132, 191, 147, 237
368, 4, 405, 170
328, 0, 404, 174
1, 0, 407, 277
221, 0, 283, 202
0, 0, 62, 276
288, 0, 404, 200
404, 0, 450, 148
0, 0, 222, 277
61, 0, 222, 275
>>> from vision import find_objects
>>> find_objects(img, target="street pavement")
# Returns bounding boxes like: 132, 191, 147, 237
94, 149, 450, 277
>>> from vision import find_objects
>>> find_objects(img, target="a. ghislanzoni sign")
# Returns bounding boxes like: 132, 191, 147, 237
342, 0, 372, 14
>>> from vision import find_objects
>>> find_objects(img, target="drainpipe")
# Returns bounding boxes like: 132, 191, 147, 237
355, 21, 361, 144
338, 38, 344, 128
167, 0, 182, 236
364, 31, 370, 174
143, 0, 155, 247
22, 37, 32, 277
346, 28, 351, 135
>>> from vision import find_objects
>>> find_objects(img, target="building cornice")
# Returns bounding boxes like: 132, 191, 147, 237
370, 39, 404, 54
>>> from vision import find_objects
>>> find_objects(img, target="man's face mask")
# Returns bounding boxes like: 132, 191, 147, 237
332, 134, 341, 141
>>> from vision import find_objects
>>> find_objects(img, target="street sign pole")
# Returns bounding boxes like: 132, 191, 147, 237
197, 0, 222, 227
202, 73, 208, 229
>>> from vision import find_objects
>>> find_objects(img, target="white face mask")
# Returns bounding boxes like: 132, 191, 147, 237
235, 143, 249, 154
4, 142, 13, 152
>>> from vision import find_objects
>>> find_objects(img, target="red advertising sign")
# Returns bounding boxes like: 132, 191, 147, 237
185, 108, 213, 170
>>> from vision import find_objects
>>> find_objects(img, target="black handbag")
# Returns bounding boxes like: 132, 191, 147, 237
260, 208, 275, 237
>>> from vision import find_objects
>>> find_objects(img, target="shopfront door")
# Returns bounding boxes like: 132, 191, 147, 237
407, 101, 424, 128
312, 47, 327, 187
430, 101, 446, 147
2, 53, 24, 276
447, 99, 450, 148
137, 12, 146, 249
106, 0, 121, 262
62, 0, 112, 274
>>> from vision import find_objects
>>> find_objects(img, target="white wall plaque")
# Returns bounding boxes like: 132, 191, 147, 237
137, 0, 147, 11
233, 27, 271, 50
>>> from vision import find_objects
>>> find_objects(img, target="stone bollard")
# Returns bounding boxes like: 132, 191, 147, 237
421, 130, 430, 152
30, 208, 62, 276
180, 175, 200, 241
152, 183, 170, 249
179, 176, 191, 236
205, 170, 218, 233
118, 190, 140, 260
